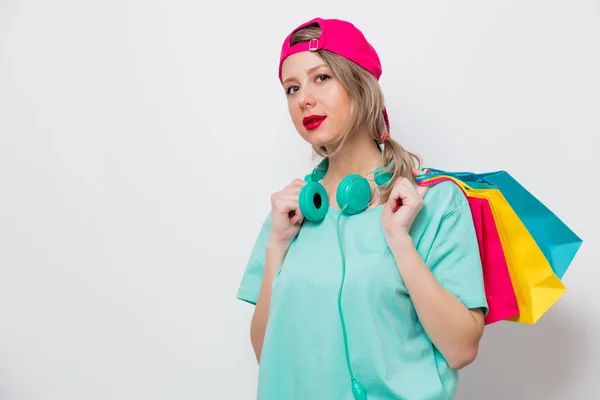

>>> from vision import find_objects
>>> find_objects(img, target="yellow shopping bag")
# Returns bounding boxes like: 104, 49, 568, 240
418, 174, 566, 324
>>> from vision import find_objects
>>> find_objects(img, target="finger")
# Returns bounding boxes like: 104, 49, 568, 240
411, 167, 425, 177
275, 197, 304, 223
274, 182, 304, 201
282, 180, 306, 197
288, 201, 304, 225
407, 171, 429, 198
283, 186, 304, 196
397, 177, 419, 194
416, 185, 428, 199
396, 178, 426, 206
275, 198, 299, 214
290, 211, 304, 225
286, 178, 307, 189
282, 194, 302, 204
388, 179, 411, 212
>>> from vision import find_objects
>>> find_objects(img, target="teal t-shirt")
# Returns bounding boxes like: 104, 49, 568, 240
237, 180, 488, 400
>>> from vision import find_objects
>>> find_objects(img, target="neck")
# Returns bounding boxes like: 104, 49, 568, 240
321, 129, 383, 186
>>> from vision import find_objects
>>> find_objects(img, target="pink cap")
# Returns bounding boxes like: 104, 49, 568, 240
279, 17, 390, 133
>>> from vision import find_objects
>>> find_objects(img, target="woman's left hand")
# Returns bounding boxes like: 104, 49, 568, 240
381, 168, 429, 243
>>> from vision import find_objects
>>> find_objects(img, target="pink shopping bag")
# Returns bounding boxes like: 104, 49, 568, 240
421, 177, 520, 325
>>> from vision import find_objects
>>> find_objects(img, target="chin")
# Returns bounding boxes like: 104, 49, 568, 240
300, 130, 341, 148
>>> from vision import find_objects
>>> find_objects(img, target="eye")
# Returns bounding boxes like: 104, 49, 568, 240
316, 74, 331, 83
285, 85, 299, 95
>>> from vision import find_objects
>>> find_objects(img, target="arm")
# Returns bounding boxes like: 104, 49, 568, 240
243, 179, 306, 362
389, 236, 485, 370
250, 240, 289, 363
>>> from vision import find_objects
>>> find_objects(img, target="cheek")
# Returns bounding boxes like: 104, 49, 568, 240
287, 100, 300, 121
287, 101, 307, 134
328, 87, 351, 120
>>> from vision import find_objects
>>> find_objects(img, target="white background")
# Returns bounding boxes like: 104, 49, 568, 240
0, 1, 598, 399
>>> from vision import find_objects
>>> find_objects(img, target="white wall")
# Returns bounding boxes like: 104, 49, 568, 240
0, 1, 597, 399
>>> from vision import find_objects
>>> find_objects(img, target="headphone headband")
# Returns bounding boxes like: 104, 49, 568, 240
299, 158, 393, 221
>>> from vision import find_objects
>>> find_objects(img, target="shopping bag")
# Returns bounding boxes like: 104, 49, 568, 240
417, 172, 566, 324
419, 176, 519, 325
423, 168, 582, 279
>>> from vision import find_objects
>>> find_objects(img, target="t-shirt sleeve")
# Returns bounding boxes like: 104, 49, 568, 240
236, 213, 272, 305
425, 200, 489, 316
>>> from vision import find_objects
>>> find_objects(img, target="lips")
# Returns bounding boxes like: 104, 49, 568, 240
303, 115, 326, 131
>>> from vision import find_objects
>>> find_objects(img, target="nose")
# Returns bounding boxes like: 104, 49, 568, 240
298, 87, 316, 110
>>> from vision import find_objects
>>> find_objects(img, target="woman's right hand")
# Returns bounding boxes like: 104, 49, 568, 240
268, 178, 306, 247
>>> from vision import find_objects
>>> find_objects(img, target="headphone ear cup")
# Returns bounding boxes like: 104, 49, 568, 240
374, 166, 393, 186
336, 174, 372, 215
299, 182, 329, 221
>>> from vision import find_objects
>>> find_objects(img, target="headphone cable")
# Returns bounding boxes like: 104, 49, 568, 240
336, 208, 367, 400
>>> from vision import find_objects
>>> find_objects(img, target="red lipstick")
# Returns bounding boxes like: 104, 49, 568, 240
303, 115, 326, 131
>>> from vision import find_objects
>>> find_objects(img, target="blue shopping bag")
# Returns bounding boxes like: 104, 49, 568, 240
419, 168, 583, 279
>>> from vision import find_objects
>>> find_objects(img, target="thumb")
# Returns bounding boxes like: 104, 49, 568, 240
387, 179, 408, 213
416, 184, 429, 199
412, 168, 429, 198
290, 212, 304, 225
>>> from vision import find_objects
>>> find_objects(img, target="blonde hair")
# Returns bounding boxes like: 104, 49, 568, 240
290, 24, 422, 204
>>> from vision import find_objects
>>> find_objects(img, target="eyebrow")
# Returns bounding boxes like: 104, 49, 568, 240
282, 64, 329, 85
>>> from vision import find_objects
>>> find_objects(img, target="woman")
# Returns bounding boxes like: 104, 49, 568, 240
237, 17, 488, 400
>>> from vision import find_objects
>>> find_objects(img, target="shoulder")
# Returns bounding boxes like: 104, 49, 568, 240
247, 211, 273, 245
263, 211, 273, 225
421, 179, 469, 218
256, 212, 273, 236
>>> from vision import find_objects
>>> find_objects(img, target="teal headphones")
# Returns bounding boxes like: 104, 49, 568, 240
298, 158, 394, 400
299, 158, 394, 221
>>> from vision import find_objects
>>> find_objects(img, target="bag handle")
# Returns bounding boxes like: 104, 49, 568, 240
421, 168, 500, 186
416, 170, 475, 193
